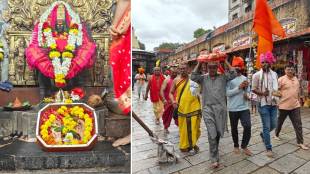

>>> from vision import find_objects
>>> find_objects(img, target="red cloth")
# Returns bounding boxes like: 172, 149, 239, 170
109, 26, 131, 115
149, 74, 165, 103
253, 0, 286, 68
162, 104, 178, 129
164, 78, 174, 102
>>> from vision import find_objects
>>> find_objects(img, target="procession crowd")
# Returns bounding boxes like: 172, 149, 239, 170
134, 54, 308, 169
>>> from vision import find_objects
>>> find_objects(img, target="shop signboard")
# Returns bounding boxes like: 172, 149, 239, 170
280, 17, 297, 35
212, 44, 225, 52
232, 33, 251, 48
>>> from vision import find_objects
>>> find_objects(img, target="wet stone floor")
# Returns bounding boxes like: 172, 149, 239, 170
132, 84, 310, 174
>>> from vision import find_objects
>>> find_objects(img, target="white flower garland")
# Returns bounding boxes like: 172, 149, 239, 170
43, 27, 79, 83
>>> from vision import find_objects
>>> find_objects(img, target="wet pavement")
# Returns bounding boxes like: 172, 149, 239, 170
132, 84, 310, 174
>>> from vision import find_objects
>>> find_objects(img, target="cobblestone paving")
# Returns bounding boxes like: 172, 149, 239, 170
132, 85, 310, 174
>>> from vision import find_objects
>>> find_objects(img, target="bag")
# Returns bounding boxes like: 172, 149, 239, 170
172, 79, 188, 118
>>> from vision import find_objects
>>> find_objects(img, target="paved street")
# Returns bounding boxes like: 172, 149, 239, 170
132, 85, 310, 174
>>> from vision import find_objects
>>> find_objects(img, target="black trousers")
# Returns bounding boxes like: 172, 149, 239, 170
229, 110, 251, 149
275, 108, 303, 144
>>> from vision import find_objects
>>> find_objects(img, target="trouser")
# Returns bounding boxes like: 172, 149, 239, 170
152, 101, 164, 119
258, 105, 277, 150
275, 108, 303, 144
208, 134, 220, 163
229, 110, 251, 149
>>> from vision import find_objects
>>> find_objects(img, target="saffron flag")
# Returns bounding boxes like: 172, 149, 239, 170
253, 0, 286, 68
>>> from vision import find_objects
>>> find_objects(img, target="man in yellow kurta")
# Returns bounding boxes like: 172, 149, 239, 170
170, 63, 201, 153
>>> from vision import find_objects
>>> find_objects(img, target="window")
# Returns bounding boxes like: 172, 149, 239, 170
245, 4, 252, 13
232, 13, 238, 20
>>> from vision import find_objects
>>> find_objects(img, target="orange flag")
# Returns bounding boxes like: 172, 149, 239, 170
253, 0, 286, 68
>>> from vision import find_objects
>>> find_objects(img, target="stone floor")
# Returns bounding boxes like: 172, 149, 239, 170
132, 88, 310, 174
0, 140, 130, 173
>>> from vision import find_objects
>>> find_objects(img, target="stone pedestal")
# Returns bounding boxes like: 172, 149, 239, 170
0, 140, 130, 171
96, 107, 130, 138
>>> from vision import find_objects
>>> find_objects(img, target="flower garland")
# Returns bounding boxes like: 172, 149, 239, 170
38, 1, 83, 88
40, 105, 93, 145
43, 23, 80, 87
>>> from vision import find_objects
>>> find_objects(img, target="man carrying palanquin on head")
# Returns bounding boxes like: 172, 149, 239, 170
191, 58, 236, 168
25, 1, 96, 90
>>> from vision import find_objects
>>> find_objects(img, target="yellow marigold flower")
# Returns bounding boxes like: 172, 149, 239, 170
78, 114, 83, 119
84, 131, 91, 137
69, 28, 79, 35
65, 44, 75, 51
84, 114, 89, 118
61, 106, 67, 111
65, 99, 73, 104
85, 126, 92, 132
45, 120, 52, 127
55, 74, 65, 79
82, 137, 88, 144
62, 51, 74, 58
40, 129, 48, 137
57, 108, 65, 115
62, 127, 68, 134
49, 114, 56, 120
49, 117, 56, 122
84, 134, 91, 140
49, 50, 61, 59
72, 139, 79, 145
43, 28, 51, 33
85, 117, 92, 124
42, 134, 48, 140
64, 113, 70, 118
40, 124, 49, 130
50, 43, 57, 49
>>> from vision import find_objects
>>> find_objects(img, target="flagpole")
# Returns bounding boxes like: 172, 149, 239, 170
246, 29, 254, 100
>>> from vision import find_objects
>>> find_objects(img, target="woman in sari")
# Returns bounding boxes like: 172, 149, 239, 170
109, 0, 131, 147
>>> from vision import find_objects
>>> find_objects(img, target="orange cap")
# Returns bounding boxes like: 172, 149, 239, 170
232, 56, 244, 69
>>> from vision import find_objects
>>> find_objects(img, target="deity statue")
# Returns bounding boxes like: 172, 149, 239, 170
94, 40, 104, 86
15, 38, 26, 85
8, 52, 16, 84
25, 1, 96, 99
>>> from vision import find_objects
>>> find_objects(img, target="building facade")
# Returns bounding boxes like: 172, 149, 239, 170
166, 0, 310, 96
229, 0, 254, 21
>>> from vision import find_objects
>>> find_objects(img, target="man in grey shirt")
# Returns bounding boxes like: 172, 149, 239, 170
191, 60, 235, 168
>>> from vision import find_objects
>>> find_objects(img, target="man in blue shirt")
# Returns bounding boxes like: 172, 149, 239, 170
226, 57, 252, 156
